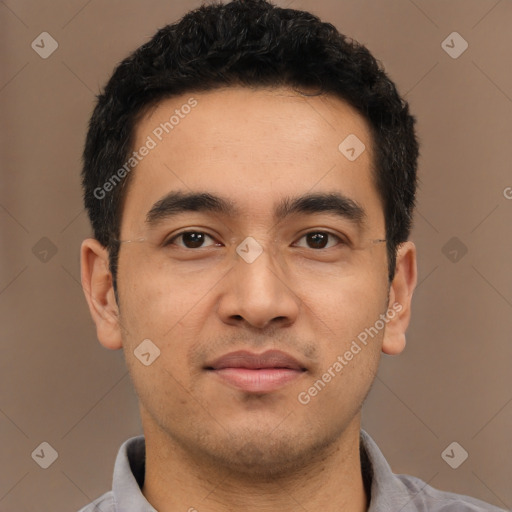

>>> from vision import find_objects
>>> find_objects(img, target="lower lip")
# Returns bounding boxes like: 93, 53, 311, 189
209, 368, 305, 393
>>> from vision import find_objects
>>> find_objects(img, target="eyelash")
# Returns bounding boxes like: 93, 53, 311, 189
163, 230, 348, 250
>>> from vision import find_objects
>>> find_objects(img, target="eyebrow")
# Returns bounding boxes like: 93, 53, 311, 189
145, 190, 368, 232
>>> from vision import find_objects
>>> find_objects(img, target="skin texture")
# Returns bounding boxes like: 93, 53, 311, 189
81, 86, 417, 512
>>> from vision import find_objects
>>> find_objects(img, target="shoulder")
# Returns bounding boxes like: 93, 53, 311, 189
396, 473, 508, 511
360, 430, 507, 512
76, 490, 114, 512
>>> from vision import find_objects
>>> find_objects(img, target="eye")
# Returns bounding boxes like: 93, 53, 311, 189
165, 231, 221, 249
163, 230, 346, 251
293, 231, 345, 250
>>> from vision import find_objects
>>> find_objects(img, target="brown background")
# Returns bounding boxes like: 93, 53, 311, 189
1, 0, 511, 511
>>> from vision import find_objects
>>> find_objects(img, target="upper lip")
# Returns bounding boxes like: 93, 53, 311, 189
205, 350, 307, 371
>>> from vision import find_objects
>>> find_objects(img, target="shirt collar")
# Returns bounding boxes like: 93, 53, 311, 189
112, 429, 407, 512
112, 435, 156, 512
360, 429, 418, 511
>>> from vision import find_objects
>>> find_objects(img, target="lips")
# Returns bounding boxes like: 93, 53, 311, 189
205, 350, 307, 393
205, 349, 306, 371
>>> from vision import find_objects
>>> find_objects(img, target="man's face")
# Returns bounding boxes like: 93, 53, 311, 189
105, 86, 401, 474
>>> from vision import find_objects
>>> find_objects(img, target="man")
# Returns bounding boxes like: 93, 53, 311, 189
78, 1, 507, 511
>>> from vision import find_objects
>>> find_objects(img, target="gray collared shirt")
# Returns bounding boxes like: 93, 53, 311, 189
77, 429, 507, 511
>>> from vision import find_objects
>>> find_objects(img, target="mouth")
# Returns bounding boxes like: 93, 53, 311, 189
204, 349, 307, 393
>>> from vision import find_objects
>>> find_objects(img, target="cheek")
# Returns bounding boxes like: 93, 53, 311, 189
119, 289, 198, 418
118, 254, 217, 337
117, 260, 213, 387
296, 283, 384, 419
297, 267, 386, 327
126, 355, 195, 431
297, 269, 387, 387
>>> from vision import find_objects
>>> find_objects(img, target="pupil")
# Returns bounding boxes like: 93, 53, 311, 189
183, 232, 204, 248
308, 232, 327, 249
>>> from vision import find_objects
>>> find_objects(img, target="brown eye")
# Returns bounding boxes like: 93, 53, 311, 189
166, 231, 219, 249
294, 231, 344, 250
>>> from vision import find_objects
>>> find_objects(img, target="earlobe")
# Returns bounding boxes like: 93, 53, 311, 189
381, 241, 417, 356
80, 238, 123, 350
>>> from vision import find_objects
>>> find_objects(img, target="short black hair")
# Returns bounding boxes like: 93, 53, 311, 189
82, 0, 419, 294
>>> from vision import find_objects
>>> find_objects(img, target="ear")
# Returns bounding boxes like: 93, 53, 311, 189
381, 241, 417, 356
80, 238, 123, 350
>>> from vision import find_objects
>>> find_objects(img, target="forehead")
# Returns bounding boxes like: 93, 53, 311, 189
122, 86, 384, 235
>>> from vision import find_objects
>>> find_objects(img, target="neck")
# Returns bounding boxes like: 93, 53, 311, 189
141, 416, 368, 512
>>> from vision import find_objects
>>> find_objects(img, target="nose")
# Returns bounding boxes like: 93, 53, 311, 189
216, 238, 300, 330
